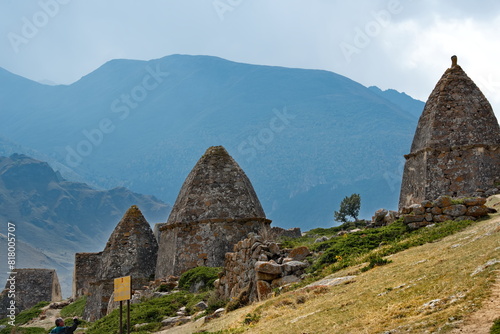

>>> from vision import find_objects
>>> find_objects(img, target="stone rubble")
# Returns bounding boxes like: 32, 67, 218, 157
216, 233, 310, 304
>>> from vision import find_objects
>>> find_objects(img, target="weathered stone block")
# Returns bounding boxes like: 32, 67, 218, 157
283, 261, 308, 275
256, 271, 280, 281
373, 208, 388, 222
403, 215, 425, 224
433, 215, 453, 222
425, 213, 433, 222
255, 261, 282, 275
256, 280, 272, 301
401, 207, 412, 214
409, 204, 425, 215
463, 197, 487, 206
431, 206, 442, 215
442, 204, 467, 217
258, 254, 268, 262
466, 205, 489, 217
288, 246, 310, 261
422, 200, 433, 208
434, 196, 453, 208
268, 242, 280, 255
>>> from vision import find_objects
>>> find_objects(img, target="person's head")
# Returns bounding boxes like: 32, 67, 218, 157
55, 318, 64, 327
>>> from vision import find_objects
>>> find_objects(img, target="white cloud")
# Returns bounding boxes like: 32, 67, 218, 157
381, 14, 500, 118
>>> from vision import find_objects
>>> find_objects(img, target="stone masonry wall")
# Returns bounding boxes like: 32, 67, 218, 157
73, 252, 102, 298
400, 195, 490, 229
401, 146, 500, 208
155, 218, 270, 278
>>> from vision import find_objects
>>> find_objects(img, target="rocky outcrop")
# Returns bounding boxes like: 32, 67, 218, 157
0, 269, 61, 317
399, 56, 500, 209
216, 233, 310, 305
155, 146, 271, 278
81, 205, 158, 321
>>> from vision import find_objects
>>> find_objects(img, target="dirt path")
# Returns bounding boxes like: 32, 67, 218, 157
450, 213, 500, 334
21, 306, 61, 330
450, 271, 500, 333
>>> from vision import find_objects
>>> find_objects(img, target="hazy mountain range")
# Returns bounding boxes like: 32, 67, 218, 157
0, 54, 425, 231
0, 154, 170, 296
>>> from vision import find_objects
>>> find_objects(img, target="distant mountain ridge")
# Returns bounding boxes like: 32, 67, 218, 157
0, 55, 423, 229
0, 154, 170, 296
368, 86, 425, 118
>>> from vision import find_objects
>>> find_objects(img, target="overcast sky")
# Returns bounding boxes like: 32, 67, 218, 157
1, 0, 500, 118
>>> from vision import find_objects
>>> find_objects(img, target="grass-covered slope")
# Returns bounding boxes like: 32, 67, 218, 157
173, 214, 500, 333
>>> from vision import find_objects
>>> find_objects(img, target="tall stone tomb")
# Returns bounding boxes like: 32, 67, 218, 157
80, 205, 158, 321
155, 146, 271, 278
399, 56, 500, 208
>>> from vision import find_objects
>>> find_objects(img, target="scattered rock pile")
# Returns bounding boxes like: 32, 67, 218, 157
216, 233, 310, 305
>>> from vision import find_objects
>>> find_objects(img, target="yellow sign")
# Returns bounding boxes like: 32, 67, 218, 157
114, 276, 131, 301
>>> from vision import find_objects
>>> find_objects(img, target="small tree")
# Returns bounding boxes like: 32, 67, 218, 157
334, 193, 361, 223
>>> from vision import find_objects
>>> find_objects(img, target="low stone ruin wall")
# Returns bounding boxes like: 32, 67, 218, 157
373, 195, 492, 229
270, 227, 302, 239
215, 233, 310, 305
73, 252, 102, 298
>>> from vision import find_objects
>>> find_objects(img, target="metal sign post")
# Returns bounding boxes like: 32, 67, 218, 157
114, 276, 132, 334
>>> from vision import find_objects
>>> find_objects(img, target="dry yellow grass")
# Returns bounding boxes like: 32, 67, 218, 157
160, 214, 500, 334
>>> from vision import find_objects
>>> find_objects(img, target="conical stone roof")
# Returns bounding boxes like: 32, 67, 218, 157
410, 55, 500, 152
98, 205, 158, 282
167, 146, 266, 224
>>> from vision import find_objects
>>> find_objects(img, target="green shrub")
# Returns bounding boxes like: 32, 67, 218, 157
243, 313, 260, 325
0, 327, 47, 334
311, 221, 408, 270
60, 296, 87, 318
86, 291, 207, 334
178, 266, 222, 292
206, 291, 227, 314
1, 301, 51, 326
309, 219, 474, 275
491, 317, 500, 333
360, 254, 392, 272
